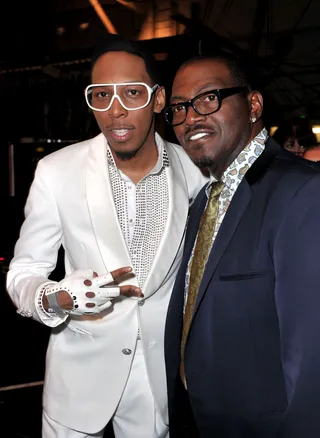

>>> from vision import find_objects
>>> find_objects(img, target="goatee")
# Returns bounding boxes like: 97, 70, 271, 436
192, 156, 215, 169
114, 149, 139, 161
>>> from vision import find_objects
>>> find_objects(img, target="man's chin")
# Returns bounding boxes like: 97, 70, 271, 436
108, 142, 140, 161
114, 148, 139, 161
192, 155, 215, 169
183, 142, 213, 168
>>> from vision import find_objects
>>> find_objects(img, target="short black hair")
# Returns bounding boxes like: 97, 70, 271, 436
179, 53, 252, 90
273, 115, 317, 149
91, 34, 161, 85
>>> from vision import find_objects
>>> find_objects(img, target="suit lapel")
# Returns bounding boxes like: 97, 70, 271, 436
192, 137, 280, 316
86, 134, 139, 286
183, 188, 207, 263
142, 138, 190, 298
166, 188, 207, 326
193, 180, 252, 315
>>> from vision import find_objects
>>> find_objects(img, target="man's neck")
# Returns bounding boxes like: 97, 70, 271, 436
209, 122, 265, 180
113, 140, 159, 185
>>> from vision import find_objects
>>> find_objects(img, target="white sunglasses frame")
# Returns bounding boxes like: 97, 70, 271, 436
85, 82, 159, 112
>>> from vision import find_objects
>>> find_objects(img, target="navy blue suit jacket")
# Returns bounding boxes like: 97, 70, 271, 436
165, 138, 320, 438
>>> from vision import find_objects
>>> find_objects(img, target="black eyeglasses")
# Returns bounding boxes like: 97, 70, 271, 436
164, 86, 248, 127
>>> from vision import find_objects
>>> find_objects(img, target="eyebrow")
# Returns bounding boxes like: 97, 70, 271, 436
170, 94, 187, 103
91, 80, 148, 85
170, 84, 223, 103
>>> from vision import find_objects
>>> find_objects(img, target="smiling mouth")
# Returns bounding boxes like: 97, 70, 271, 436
189, 132, 209, 141
112, 128, 130, 135
188, 131, 215, 142
108, 128, 134, 142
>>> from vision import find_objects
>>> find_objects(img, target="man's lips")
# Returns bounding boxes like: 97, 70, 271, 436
107, 127, 134, 141
185, 129, 216, 142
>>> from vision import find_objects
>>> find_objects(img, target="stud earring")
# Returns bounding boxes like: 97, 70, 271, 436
251, 117, 257, 123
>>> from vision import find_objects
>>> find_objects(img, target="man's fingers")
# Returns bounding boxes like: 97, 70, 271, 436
90, 267, 133, 287
84, 272, 98, 286
120, 285, 143, 298
110, 267, 133, 281
91, 273, 115, 287
98, 287, 120, 298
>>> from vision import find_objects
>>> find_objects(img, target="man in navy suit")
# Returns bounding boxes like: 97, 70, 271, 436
164, 53, 320, 438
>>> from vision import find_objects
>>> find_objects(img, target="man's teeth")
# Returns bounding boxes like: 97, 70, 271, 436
189, 132, 209, 141
113, 129, 129, 136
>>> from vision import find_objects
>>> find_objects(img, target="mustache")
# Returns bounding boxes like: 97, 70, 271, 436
185, 123, 215, 136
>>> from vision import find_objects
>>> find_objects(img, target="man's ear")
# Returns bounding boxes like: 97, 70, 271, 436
154, 86, 166, 114
248, 90, 263, 121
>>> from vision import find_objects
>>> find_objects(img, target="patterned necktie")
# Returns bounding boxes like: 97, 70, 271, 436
180, 181, 224, 386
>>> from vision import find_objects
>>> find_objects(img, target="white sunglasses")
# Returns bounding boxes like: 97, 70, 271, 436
85, 82, 159, 112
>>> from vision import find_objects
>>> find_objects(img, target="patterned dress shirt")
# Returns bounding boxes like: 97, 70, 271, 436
107, 139, 170, 288
184, 128, 268, 309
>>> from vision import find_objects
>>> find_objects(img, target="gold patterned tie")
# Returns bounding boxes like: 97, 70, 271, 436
180, 181, 224, 386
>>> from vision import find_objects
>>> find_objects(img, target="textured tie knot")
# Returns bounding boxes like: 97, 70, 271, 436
208, 180, 225, 201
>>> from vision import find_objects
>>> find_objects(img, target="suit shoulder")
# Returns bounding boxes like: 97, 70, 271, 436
166, 141, 192, 164
272, 151, 320, 183
165, 140, 206, 175
259, 151, 320, 210
40, 137, 92, 167
165, 140, 209, 194
33, 135, 103, 191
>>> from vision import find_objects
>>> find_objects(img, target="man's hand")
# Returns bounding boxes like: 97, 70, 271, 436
43, 267, 142, 315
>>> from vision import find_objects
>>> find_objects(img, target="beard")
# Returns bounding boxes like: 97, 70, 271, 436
109, 120, 154, 162
113, 148, 140, 161
192, 155, 215, 169
191, 151, 227, 179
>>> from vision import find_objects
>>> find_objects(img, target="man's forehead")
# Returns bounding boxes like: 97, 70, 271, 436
93, 52, 144, 70
171, 64, 231, 101
94, 50, 144, 65
176, 59, 230, 83
92, 52, 150, 83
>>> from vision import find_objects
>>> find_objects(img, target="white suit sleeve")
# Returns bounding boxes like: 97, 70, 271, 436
6, 159, 68, 327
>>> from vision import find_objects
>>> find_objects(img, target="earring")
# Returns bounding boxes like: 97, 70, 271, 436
251, 117, 257, 123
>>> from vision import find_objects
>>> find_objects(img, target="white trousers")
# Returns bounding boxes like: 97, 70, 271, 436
42, 340, 169, 438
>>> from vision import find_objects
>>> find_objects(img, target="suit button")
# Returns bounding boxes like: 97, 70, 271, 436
138, 299, 145, 306
122, 348, 132, 355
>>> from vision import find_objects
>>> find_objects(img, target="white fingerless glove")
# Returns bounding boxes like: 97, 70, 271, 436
45, 269, 120, 316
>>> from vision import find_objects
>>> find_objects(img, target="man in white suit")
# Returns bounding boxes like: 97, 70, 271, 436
6, 36, 207, 438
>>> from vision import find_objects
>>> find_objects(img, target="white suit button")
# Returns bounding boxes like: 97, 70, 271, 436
138, 299, 145, 306
122, 348, 132, 355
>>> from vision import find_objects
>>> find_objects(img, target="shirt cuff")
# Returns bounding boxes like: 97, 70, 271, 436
35, 281, 68, 326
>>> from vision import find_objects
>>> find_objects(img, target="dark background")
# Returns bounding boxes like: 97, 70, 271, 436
1, 0, 320, 436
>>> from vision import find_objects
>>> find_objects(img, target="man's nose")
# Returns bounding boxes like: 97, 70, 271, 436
184, 105, 206, 126
108, 96, 127, 118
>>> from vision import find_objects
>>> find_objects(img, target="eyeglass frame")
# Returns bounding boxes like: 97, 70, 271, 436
164, 86, 249, 126
85, 82, 159, 112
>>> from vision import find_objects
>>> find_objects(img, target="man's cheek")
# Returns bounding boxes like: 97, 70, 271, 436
174, 130, 183, 144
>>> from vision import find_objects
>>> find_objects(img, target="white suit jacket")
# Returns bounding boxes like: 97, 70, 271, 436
7, 132, 207, 433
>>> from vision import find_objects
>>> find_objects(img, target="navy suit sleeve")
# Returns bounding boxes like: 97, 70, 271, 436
273, 172, 320, 436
